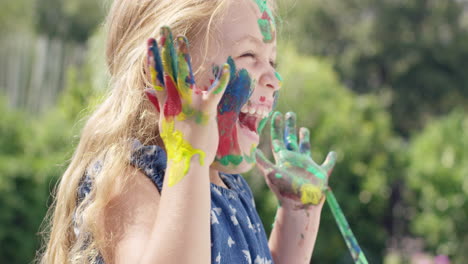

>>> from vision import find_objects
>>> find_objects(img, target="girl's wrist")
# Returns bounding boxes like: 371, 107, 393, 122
278, 197, 325, 214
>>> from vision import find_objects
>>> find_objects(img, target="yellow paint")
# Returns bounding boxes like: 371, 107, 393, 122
300, 184, 322, 205
161, 119, 206, 186
150, 67, 164, 91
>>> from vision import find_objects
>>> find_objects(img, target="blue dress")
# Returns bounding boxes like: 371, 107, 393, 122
76, 141, 274, 264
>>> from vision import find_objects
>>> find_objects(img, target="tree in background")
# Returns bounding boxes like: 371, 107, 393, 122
280, 0, 468, 136
406, 109, 468, 262
0, 29, 103, 263
36, 0, 105, 42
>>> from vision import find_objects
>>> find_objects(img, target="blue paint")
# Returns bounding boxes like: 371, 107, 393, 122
148, 38, 165, 86
218, 57, 253, 114
272, 90, 279, 110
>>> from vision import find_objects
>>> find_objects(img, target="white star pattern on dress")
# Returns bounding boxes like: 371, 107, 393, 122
228, 236, 236, 247
211, 209, 219, 225
242, 250, 252, 264
254, 255, 272, 264
231, 215, 239, 225
215, 252, 221, 263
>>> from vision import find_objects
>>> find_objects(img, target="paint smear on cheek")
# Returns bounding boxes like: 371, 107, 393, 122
216, 58, 253, 165
161, 119, 206, 187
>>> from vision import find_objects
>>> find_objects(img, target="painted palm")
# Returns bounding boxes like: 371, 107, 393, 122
256, 111, 336, 208
146, 27, 231, 187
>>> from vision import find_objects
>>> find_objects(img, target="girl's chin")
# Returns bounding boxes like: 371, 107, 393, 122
211, 121, 260, 174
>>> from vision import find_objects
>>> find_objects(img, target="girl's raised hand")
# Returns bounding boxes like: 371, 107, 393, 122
145, 27, 230, 187
255, 111, 337, 210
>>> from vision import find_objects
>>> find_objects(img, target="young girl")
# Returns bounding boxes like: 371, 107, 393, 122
39, 0, 336, 263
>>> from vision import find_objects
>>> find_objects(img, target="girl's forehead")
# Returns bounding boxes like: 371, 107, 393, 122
218, 0, 276, 46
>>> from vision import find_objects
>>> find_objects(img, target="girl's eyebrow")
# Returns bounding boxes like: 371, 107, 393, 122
234, 34, 276, 53
234, 34, 263, 46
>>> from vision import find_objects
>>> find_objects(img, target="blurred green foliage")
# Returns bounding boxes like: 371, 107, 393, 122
406, 110, 468, 262
1, 0, 467, 263
281, 0, 468, 136
0, 34, 99, 263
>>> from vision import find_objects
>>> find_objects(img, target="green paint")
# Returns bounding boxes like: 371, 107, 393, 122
216, 155, 244, 166
257, 117, 268, 134
253, 0, 276, 43
275, 71, 282, 81
306, 166, 326, 180
275, 173, 282, 179
213, 64, 230, 94
257, 19, 273, 42
243, 145, 257, 164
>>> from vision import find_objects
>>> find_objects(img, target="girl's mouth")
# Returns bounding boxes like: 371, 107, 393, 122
238, 104, 270, 133
239, 112, 258, 132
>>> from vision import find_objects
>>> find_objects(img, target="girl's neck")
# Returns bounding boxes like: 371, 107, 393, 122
209, 167, 229, 189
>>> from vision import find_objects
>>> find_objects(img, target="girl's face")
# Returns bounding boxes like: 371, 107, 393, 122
193, 0, 281, 174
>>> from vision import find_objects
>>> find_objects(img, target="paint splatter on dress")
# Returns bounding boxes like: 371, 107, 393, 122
75, 140, 274, 264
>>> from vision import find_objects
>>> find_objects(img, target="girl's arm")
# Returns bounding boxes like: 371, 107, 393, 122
268, 200, 324, 264
255, 111, 337, 264
101, 28, 230, 264
103, 162, 212, 264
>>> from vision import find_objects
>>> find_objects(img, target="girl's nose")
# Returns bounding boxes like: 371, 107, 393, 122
259, 68, 281, 91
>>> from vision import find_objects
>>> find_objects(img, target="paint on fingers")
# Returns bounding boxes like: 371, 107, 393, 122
147, 38, 164, 90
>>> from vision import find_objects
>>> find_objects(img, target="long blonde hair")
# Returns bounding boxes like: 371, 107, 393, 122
38, 0, 230, 263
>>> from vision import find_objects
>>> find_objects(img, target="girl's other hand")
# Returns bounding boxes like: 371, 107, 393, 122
144, 27, 230, 186
255, 111, 337, 210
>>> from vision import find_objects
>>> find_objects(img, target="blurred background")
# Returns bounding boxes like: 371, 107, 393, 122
0, 0, 467, 263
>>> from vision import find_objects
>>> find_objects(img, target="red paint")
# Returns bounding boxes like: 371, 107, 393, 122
262, 11, 271, 21
259, 96, 266, 102
163, 75, 182, 118
217, 112, 241, 156
145, 89, 161, 113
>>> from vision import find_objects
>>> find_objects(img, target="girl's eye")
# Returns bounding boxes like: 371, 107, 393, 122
270, 60, 277, 69
240, 52, 256, 59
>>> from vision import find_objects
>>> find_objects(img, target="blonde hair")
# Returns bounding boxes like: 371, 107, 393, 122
37, 0, 230, 263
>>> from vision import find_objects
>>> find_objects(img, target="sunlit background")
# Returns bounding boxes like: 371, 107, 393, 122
0, 0, 467, 263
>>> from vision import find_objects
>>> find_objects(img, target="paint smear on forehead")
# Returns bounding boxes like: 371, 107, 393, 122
253, 0, 276, 43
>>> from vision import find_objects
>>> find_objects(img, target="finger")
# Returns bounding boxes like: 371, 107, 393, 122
271, 111, 286, 153
160, 26, 178, 82
216, 57, 252, 114
175, 36, 194, 98
298, 127, 311, 156
147, 38, 165, 90
204, 63, 230, 109
144, 88, 161, 113
321, 151, 337, 176
284, 112, 299, 151
160, 27, 182, 118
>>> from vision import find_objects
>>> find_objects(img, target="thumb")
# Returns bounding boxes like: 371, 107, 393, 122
144, 88, 161, 113
203, 63, 230, 109
321, 151, 337, 177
